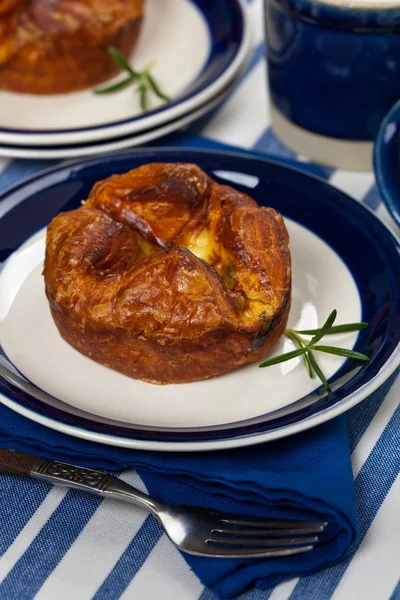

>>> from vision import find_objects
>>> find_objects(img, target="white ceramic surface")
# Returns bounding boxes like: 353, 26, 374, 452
0, 219, 361, 429
0, 76, 240, 160
0, 0, 251, 146
270, 105, 373, 171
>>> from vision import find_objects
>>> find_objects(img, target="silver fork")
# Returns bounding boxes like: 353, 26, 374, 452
0, 449, 327, 558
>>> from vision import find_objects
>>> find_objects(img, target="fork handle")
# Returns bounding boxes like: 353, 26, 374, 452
0, 448, 163, 516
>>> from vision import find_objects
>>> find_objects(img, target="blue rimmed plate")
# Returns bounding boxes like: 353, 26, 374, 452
0, 148, 399, 452
0, 0, 250, 147
0, 64, 243, 160
374, 99, 400, 229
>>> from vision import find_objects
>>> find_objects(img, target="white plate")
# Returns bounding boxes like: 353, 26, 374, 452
0, 0, 250, 146
0, 75, 240, 159
0, 220, 360, 429
0, 149, 399, 451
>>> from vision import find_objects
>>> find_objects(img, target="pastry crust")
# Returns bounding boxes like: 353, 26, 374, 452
0, 0, 143, 94
44, 163, 291, 384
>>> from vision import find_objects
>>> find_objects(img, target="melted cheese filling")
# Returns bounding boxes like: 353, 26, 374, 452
185, 229, 217, 263
185, 228, 234, 288
135, 228, 270, 325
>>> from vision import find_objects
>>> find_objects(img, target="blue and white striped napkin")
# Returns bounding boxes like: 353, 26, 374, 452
0, 392, 358, 598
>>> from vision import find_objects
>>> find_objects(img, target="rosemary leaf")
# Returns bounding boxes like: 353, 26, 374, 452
138, 81, 148, 111
94, 76, 135, 95
259, 347, 308, 368
285, 329, 314, 378
310, 309, 337, 345
108, 46, 140, 78
303, 351, 315, 379
313, 345, 370, 361
308, 351, 331, 392
297, 322, 368, 335
145, 73, 170, 102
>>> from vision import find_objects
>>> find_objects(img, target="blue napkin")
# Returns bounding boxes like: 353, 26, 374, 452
0, 401, 357, 598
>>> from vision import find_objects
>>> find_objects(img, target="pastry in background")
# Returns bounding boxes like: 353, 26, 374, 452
0, 0, 144, 94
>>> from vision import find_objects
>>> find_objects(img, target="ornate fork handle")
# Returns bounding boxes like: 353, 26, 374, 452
0, 449, 163, 516
34, 459, 113, 492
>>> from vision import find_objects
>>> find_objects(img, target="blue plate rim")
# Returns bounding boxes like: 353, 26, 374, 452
0, 147, 400, 451
374, 98, 400, 229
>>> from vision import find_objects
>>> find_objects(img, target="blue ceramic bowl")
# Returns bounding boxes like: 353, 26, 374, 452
374, 98, 400, 228
264, 0, 400, 170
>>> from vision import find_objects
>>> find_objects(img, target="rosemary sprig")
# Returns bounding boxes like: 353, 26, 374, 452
285, 328, 314, 378
259, 310, 370, 392
94, 46, 170, 111
297, 322, 369, 335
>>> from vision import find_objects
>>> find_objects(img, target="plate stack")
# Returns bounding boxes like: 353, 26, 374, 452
0, 0, 251, 160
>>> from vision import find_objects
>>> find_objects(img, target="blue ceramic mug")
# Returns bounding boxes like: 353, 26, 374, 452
264, 0, 400, 170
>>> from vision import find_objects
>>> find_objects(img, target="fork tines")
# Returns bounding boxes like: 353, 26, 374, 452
205, 518, 328, 558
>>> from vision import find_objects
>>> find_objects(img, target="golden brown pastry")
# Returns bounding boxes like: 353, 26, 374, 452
44, 164, 291, 384
0, 0, 143, 94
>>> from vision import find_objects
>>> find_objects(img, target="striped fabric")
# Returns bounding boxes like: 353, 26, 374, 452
0, 1, 399, 598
